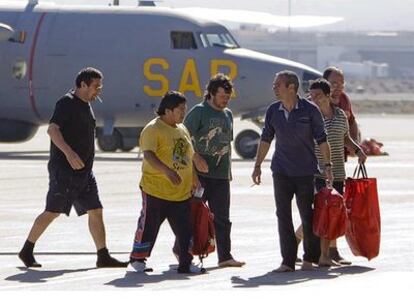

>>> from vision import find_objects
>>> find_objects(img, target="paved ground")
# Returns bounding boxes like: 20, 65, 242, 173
0, 115, 413, 294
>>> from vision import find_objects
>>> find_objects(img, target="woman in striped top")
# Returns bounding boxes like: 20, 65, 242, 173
309, 78, 367, 267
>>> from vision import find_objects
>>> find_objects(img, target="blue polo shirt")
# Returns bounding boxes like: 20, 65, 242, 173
261, 97, 327, 177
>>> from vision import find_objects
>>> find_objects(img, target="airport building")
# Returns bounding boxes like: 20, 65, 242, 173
232, 28, 414, 79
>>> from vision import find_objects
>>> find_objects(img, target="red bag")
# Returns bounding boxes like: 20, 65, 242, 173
344, 164, 381, 260
313, 187, 346, 240
189, 197, 216, 259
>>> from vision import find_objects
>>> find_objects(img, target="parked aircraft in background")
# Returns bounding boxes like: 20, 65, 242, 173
0, 0, 321, 158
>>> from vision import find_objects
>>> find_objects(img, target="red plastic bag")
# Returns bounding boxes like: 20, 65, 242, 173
189, 197, 216, 258
313, 187, 346, 240
344, 164, 381, 260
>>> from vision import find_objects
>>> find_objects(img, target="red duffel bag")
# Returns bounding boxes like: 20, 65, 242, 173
313, 187, 346, 240
189, 197, 216, 259
344, 164, 381, 260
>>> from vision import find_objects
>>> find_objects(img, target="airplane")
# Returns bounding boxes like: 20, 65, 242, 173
0, 0, 322, 159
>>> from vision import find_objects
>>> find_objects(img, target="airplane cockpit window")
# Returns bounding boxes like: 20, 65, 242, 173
204, 33, 239, 49
199, 33, 209, 48
170, 31, 197, 49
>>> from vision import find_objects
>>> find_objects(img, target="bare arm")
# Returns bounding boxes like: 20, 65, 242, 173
143, 150, 181, 185
318, 141, 333, 186
47, 123, 84, 170
349, 119, 360, 143
344, 133, 367, 164
251, 140, 271, 185
193, 152, 209, 173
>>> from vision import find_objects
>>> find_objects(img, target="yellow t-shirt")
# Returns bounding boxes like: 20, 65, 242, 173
139, 117, 194, 202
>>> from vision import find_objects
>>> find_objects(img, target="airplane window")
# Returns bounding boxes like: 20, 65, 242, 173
205, 33, 238, 49
199, 33, 209, 48
12, 59, 27, 80
170, 31, 197, 49
224, 33, 240, 47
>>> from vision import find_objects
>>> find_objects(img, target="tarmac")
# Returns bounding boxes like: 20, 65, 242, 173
0, 115, 413, 295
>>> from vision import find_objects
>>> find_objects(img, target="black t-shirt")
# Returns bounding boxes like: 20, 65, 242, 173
48, 92, 96, 172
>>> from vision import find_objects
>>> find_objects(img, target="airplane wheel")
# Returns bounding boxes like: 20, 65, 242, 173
234, 129, 260, 159
97, 129, 121, 152
121, 145, 135, 152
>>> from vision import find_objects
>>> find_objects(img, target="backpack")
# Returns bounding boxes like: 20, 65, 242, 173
189, 197, 216, 265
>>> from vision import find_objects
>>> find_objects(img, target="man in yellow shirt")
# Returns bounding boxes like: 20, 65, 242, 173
129, 91, 200, 274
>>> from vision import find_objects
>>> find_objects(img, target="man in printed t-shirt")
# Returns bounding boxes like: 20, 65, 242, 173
174, 74, 245, 268
129, 91, 202, 274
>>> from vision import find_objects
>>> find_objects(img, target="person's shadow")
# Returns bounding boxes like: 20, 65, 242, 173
231, 265, 375, 288
5, 267, 95, 283
105, 264, 206, 288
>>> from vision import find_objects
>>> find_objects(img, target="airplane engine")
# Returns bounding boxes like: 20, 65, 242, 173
0, 119, 39, 142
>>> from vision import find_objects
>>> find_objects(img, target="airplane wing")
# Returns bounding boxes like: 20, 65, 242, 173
175, 7, 343, 28
0, 22, 14, 42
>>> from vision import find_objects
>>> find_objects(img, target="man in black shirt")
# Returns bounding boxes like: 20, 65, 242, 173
18, 67, 127, 268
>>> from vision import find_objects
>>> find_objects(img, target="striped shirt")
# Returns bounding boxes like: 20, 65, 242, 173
315, 106, 349, 181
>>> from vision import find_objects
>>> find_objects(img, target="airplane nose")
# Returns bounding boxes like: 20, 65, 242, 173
223, 48, 321, 113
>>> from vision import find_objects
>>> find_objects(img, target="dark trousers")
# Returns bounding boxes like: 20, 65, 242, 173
173, 176, 233, 262
273, 174, 320, 269
199, 175, 233, 262
130, 191, 192, 268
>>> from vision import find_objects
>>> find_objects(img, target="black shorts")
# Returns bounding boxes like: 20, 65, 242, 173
45, 168, 102, 216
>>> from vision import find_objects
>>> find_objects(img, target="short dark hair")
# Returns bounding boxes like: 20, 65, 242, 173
156, 91, 187, 116
276, 70, 300, 93
309, 78, 331, 95
203, 73, 234, 101
322, 66, 344, 80
75, 67, 103, 88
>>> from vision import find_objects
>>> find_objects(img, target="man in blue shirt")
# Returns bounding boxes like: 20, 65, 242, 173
251, 70, 333, 272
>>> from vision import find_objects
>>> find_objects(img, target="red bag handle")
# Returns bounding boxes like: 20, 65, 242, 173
353, 163, 368, 178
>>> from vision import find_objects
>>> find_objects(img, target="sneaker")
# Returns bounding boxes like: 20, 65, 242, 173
301, 261, 315, 271
218, 258, 246, 268
18, 250, 42, 268
272, 264, 294, 273
329, 247, 352, 265
96, 255, 128, 268
129, 260, 153, 273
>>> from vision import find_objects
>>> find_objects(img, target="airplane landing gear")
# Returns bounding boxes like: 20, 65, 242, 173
96, 128, 121, 152
234, 129, 260, 159
96, 127, 141, 152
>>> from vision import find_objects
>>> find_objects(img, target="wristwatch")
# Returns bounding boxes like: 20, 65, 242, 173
324, 162, 333, 167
